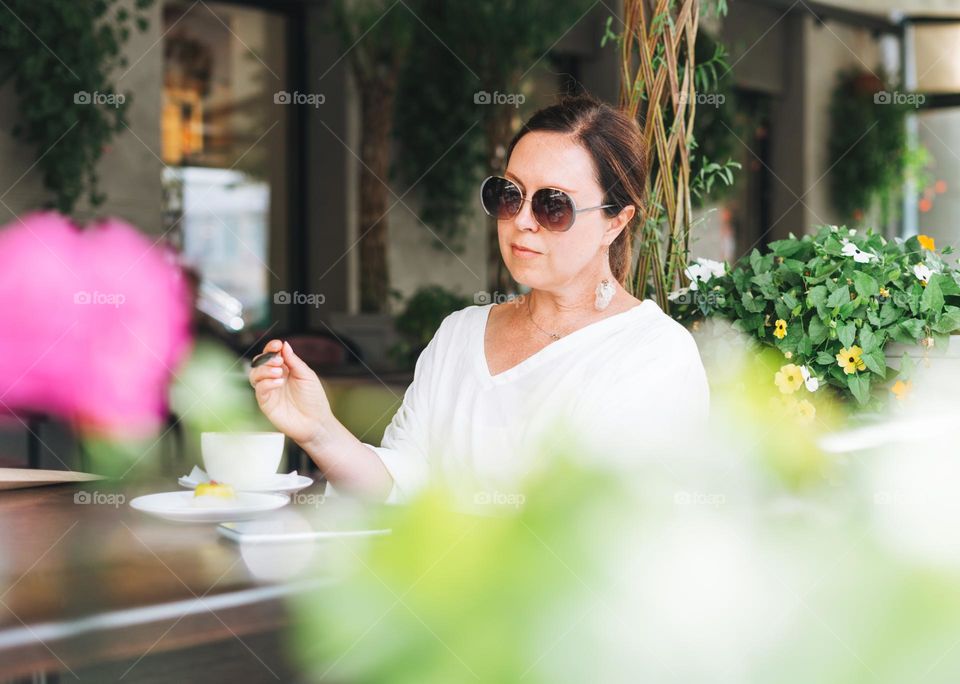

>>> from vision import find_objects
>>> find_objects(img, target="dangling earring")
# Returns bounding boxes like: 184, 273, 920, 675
595, 245, 615, 311
595, 279, 615, 310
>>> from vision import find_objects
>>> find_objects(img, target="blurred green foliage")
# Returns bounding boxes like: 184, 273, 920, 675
0, 0, 154, 214
392, 0, 594, 249
289, 329, 960, 682
389, 285, 469, 368
828, 68, 928, 226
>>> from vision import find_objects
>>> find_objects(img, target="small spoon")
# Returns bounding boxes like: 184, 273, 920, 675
251, 351, 280, 368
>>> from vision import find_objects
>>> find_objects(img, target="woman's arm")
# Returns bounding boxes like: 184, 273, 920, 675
299, 418, 395, 501
249, 339, 394, 501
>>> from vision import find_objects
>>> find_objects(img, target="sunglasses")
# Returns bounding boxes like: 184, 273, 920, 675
480, 175, 616, 232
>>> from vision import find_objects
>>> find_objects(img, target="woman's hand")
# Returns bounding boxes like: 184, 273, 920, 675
248, 340, 335, 447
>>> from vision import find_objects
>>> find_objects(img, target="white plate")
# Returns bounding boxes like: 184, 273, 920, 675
130, 491, 289, 523
178, 470, 313, 494
218, 520, 392, 544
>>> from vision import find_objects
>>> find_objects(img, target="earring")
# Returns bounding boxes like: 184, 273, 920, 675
595, 279, 615, 311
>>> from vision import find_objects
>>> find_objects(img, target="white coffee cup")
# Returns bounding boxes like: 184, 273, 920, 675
201, 431, 284, 489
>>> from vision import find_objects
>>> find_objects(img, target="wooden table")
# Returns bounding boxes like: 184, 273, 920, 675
0, 480, 357, 682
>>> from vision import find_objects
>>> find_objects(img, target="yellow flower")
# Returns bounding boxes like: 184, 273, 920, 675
836, 346, 866, 375
918, 234, 936, 251
784, 351, 793, 359
879, 287, 890, 298
795, 399, 816, 424
773, 319, 787, 340
774, 363, 804, 394
891, 379, 912, 400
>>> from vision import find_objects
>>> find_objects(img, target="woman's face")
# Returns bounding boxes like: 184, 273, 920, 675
499, 131, 631, 291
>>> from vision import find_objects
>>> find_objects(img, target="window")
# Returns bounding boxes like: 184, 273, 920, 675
161, 1, 290, 331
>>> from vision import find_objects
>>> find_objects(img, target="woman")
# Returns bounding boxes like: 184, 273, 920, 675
250, 94, 709, 503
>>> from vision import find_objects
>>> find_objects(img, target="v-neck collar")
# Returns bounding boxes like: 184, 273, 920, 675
477, 299, 651, 385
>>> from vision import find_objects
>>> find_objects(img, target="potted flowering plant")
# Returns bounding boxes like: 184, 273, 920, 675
672, 226, 960, 409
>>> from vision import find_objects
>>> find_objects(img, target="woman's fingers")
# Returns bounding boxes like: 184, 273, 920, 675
281, 341, 317, 378
250, 364, 283, 383
263, 339, 283, 354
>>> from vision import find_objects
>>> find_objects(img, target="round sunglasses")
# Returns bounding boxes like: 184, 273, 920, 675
480, 175, 616, 232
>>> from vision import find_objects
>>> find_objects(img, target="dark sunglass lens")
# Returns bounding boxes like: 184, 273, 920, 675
482, 177, 522, 219
533, 189, 574, 231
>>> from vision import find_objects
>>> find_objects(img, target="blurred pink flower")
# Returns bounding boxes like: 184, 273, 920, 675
0, 211, 192, 437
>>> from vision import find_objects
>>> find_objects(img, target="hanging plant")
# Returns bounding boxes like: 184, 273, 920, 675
0, 0, 154, 215
392, 0, 595, 294
827, 68, 927, 226
688, 29, 745, 209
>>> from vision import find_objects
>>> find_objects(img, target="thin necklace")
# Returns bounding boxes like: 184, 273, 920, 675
526, 295, 562, 341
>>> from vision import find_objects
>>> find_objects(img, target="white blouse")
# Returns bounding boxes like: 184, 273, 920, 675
353, 299, 709, 504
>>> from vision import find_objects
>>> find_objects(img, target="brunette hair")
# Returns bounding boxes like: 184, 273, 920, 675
504, 94, 646, 284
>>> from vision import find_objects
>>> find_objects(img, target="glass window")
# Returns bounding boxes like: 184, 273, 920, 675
161, 1, 289, 331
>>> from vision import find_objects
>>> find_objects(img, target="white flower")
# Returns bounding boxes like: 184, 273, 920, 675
914, 263, 933, 284
685, 258, 726, 290
841, 240, 877, 263
849, 228, 857, 236
800, 365, 819, 392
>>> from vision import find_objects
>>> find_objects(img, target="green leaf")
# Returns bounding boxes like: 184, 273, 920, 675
817, 351, 836, 366
933, 310, 960, 334
860, 326, 878, 353
899, 318, 925, 340
838, 321, 856, 348
808, 317, 829, 344
862, 350, 886, 378
781, 258, 806, 275
879, 302, 900, 327
809, 285, 828, 310
852, 271, 879, 298
921, 276, 945, 314
847, 373, 871, 406
741, 292, 766, 314
827, 286, 850, 308
770, 239, 805, 258
940, 275, 960, 295
900, 352, 916, 378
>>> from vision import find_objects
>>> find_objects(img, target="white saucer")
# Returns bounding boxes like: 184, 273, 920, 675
130, 491, 289, 523
178, 468, 313, 494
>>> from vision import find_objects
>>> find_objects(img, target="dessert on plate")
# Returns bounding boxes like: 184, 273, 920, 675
192, 481, 237, 507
